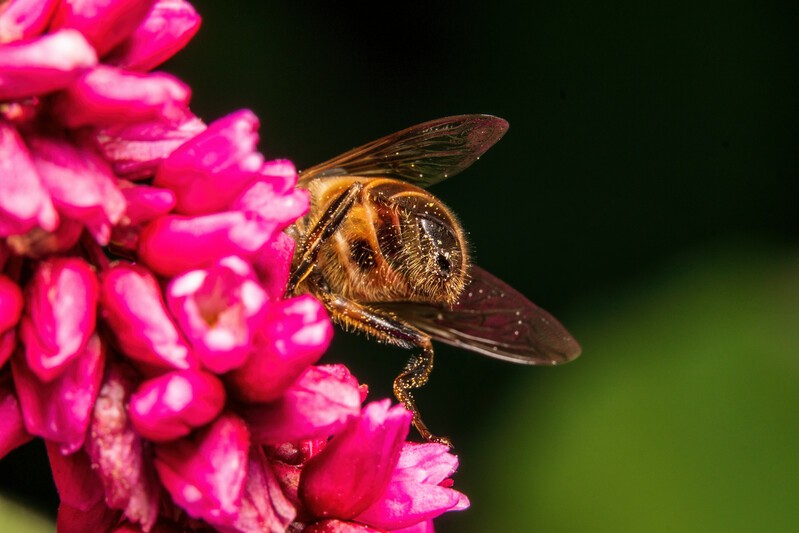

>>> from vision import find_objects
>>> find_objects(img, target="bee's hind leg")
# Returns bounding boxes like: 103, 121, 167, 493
311, 281, 452, 447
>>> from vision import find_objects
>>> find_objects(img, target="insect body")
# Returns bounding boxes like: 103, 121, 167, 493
287, 115, 581, 446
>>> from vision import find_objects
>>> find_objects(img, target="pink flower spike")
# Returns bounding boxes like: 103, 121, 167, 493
154, 109, 264, 215
0, 122, 58, 237
354, 443, 469, 530
0, 0, 59, 44
245, 365, 361, 445
0, 29, 97, 100
55, 66, 191, 128
20, 257, 98, 382
0, 376, 32, 460
0, 274, 23, 334
105, 0, 201, 72
96, 111, 207, 179
119, 183, 176, 225
129, 370, 225, 442
167, 256, 268, 373
51, 0, 155, 56
230, 447, 296, 533
227, 295, 333, 403
46, 442, 104, 511
154, 412, 250, 528
299, 400, 412, 520
254, 232, 295, 301
29, 135, 126, 245
12, 334, 105, 454
138, 211, 278, 277
100, 263, 196, 371
88, 364, 161, 531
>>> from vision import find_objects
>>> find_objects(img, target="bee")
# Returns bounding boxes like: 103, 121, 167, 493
287, 115, 581, 446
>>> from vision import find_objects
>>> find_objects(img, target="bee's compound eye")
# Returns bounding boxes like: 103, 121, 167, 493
437, 253, 452, 274
418, 215, 460, 278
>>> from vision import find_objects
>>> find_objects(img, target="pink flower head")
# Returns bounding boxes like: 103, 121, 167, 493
355, 443, 470, 530
227, 294, 333, 403
129, 369, 225, 442
12, 334, 105, 454
153, 412, 250, 528
0, 1, 470, 531
167, 255, 268, 373
19, 257, 98, 382
100, 263, 196, 371
300, 400, 412, 520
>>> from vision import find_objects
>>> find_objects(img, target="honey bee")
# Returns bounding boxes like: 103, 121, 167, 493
287, 115, 581, 446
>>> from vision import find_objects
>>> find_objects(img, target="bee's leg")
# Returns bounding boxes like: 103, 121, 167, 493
287, 182, 364, 293
312, 283, 452, 447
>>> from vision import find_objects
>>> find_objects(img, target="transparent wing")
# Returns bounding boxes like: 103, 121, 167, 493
375, 266, 581, 365
299, 115, 509, 188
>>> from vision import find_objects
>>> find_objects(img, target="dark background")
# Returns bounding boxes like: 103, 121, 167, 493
2, 1, 798, 531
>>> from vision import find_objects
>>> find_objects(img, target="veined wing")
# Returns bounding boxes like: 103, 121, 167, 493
376, 266, 581, 365
299, 115, 508, 188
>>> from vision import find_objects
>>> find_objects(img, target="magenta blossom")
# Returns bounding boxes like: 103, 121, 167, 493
0, 0, 469, 531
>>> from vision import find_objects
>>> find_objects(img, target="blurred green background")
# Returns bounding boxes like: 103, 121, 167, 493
2, 1, 798, 531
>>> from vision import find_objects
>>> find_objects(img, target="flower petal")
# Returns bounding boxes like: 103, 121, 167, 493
305, 519, 386, 533
129, 370, 225, 442
29, 134, 126, 244
99, 263, 196, 370
253, 231, 295, 301
95, 111, 207, 179
154, 110, 264, 215
392, 443, 459, 485
233, 178, 309, 232
0, 329, 16, 370
105, 0, 201, 72
138, 211, 278, 277
0, 375, 32, 460
12, 333, 105, 454
227, 295, 333, 403
5, 217, 83, 258
0, 122, 58, 236
20, 257, 98, 382
57, 500, 121, 533
393, 520, 435, 533
0, 29, 97, 100
258, 158, 299, 195
51, 0, 155, 56
245, 365, 361, 444
355, 480, 468, 530
299, 400, 412, 520
230, 447, 296, 533
153, 412, 250, 528
0, 0, 59, 44
354, 443, 468, 530
0, 274, 23, 334
55, 65, 191, 128
166, 256, 267, 373
87, 364, 161, 531
118, 182, 176, 225
46, 441, 104, 511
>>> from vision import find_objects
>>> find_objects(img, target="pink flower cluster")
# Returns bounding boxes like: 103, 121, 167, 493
0, 1, 468, 532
